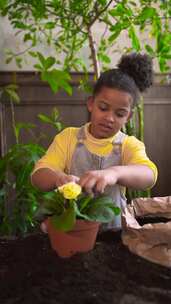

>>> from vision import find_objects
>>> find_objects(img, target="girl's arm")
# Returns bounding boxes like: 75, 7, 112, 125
110, 164, 155, 189
31, 168, 79, 192
79, 165, 155, 194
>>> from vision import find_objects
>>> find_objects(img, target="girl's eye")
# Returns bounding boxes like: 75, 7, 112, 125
116, 112, 126, 117
99, 106, 107, 111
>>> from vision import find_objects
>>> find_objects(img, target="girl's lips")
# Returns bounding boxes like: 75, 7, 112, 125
99, 123, 113, 131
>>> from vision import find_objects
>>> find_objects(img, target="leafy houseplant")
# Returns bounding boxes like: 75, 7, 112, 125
0, 99, 64, 236
36, 182, 120, 257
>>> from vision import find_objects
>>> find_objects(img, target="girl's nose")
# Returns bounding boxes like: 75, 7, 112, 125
105, 112, 115, 122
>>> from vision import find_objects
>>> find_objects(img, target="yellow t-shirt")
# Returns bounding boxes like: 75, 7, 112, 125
32, 123, 157, 186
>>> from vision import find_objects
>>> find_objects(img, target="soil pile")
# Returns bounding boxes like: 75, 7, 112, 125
0, 231, 171, 304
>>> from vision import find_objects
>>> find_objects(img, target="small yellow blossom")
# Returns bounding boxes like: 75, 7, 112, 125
58, 182, 82, 200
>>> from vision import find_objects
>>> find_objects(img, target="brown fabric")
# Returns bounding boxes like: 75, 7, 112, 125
121, 196, 171, 267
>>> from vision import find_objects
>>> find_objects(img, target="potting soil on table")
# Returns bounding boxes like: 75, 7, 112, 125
0, 230, 171, 304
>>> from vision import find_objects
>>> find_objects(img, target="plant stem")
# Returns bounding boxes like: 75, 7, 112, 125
89, 0, 113, 28
137, 97, 144, 141
88, 27, 100, 79
10, 100, 17, 144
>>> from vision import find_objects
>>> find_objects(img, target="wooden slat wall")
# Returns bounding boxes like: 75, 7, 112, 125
0, 72, 92, 153
0, 72, 171, 197
143, 84, 171, 197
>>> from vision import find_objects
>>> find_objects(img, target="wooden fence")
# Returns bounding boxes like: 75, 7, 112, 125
0, 71, 171, 197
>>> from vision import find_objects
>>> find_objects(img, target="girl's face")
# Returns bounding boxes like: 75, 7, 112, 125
87, 87, 133, 139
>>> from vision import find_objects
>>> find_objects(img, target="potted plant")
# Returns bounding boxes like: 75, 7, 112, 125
36, 182, 120, 258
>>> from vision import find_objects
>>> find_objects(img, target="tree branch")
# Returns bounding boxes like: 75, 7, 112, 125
88, 0, 113, 28
88, 27, 100, 79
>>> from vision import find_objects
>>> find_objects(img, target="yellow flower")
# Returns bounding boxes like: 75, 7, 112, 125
58, 182, 82, 200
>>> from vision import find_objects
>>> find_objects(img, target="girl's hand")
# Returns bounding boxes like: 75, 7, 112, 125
55, 172, 79, 187
79, 169, 119, 194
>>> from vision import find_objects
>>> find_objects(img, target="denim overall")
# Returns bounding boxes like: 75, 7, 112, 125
69, 126, 127, 230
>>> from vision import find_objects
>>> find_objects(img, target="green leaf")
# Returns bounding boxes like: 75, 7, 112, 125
158, 56, 169, 72
16, 57, 22, 68
41, 71, 57, 93
52, 107, 59, 121
98, 0, 107, 5
108, 22, 122, 43
29, 51, 37, 58
138, 7, 157, 23
98, 54, 111, 64
54, 122, 63, 132
24, 33, 32, 42
0, 0, 7, 10
16, 162, 33, 188
5, 84, 18, 90
5, 88, 20, 103
51, 205, 76, 232
78, 195, 93, 212
163, 54, 171, 59
44, 56, 56, 70
12, 21, 27, 30
5, 57, 13, 64
145, 44, 155, 56
45, 22, 55, 29
85, 196, 121, 223
41, 69, 72, 95
42, 193, 64, 213
87, 204, 117, 223
38, 114, 53, 124
34, 64, 43, 71
128, 26, 141, 51
108, 29, 121, 43
74, 202, 92, 221
37, 52, 46, 66
109, 3, 132, 17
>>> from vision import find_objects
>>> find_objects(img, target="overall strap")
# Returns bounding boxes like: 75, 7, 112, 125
111, 131, 127, 155
112, 131, 127, 145
77, 126, 86, 143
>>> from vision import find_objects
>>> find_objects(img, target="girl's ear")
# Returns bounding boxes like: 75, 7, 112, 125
87, 96, 94, 112
126, 110, 133, 122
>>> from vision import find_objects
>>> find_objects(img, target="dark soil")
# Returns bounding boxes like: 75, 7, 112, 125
0, 230, 171, 304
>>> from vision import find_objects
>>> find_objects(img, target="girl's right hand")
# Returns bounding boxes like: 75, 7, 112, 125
55, 172, 79, 187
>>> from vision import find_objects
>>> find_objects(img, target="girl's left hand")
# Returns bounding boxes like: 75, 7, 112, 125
79, 169, 119, 194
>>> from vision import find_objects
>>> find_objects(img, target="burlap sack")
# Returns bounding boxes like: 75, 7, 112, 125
121, 196, 171, 267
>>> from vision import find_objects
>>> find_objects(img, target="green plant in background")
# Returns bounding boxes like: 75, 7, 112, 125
0, 83, 64, 236
0, 0, 171, 231
38, 107, 65, 134
0, 1, 170, 82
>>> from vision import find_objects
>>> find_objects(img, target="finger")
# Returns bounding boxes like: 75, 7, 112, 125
68, 175, 80, 183
79, 175, 90, 188
83, 178, 97, 194
57, 178, 66, 186
96, 179, 106, 193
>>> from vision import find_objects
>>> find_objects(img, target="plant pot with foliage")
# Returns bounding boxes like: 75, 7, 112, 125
36, 182, 120, 258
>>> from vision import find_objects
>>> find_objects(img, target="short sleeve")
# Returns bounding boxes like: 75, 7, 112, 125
32, 128, 71, 174
122, 136, 158, 185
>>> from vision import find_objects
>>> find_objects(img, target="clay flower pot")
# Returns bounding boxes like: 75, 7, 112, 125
46, 218, 100, 258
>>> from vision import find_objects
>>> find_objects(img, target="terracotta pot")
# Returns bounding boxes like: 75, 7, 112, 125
46, 218, 100, 258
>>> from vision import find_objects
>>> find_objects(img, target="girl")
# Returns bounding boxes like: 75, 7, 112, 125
31, 53, 157, 229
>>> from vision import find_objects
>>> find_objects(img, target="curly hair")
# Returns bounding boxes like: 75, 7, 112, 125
93, 53, 153, 107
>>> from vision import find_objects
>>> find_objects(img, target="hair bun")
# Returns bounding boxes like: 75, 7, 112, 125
117, 53, 153, 92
